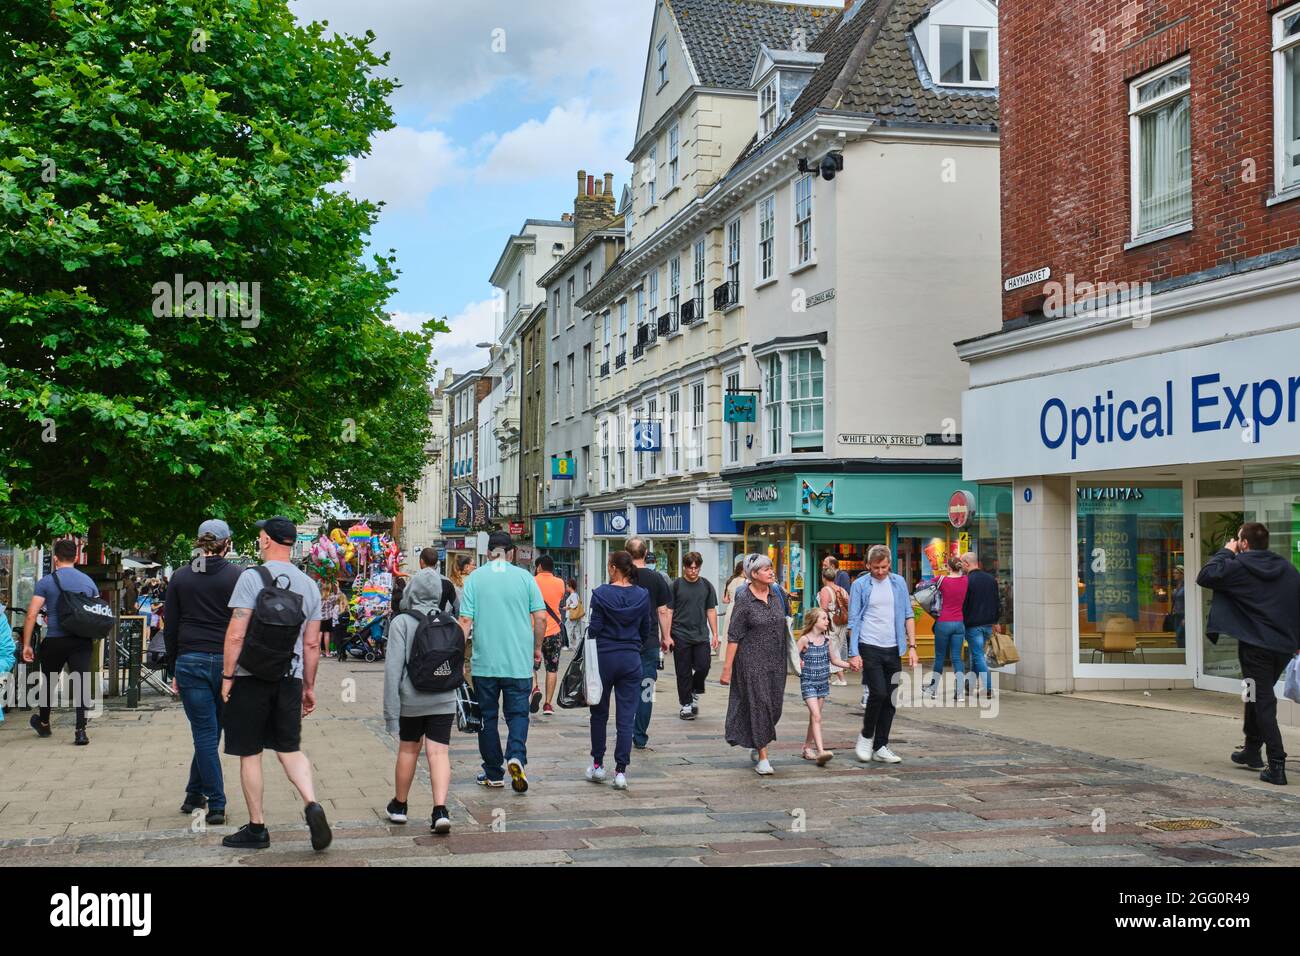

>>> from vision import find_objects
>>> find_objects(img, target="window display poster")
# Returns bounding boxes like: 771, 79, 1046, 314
1082, 511, 1140, 624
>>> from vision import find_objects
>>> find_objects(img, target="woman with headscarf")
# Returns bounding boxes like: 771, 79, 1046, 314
720, 554, 790, 776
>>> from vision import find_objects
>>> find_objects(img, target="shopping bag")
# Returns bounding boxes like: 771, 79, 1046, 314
912, 581, 942, 619
986, 630, 1020, 666
1283, 656, 1300, 705
558, 638, 588, 709
583, 637, 603, 705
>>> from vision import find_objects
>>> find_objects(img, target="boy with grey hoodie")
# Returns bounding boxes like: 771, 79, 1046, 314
383, 569, 459, 833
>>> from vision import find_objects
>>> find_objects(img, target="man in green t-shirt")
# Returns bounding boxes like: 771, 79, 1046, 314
459, 531, 547, 793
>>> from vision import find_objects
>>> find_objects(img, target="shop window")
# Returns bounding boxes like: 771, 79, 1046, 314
1077, 484, 1184, 666
1275, 5, 1300, 193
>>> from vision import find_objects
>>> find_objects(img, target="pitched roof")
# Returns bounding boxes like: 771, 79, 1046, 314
736, 0, 999, 165
668, 0, 840, 89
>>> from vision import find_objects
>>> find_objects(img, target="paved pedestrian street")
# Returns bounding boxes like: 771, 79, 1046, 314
2, 659, 1299, 867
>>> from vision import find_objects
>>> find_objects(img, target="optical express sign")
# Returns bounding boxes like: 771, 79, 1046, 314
962, 327, 1300, 481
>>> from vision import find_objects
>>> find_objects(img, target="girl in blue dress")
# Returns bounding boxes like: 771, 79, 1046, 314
797, 607, 850, 766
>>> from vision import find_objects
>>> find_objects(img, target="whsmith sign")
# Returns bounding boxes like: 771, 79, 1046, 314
963, 326, 1300, 481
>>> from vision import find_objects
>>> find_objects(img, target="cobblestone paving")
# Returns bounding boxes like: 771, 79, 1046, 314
2, 659, 1299, 866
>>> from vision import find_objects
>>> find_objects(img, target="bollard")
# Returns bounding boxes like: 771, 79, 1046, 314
127, 622, 141, 708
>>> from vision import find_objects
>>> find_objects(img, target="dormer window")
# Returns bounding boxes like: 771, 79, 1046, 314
916, 0, 998, 89
760, 79, 779, 136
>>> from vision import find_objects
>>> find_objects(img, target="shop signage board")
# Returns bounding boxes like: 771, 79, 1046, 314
551, 456, 576, 480
534, 517, 581, 549
637, 502, 690, 535
963, 325, 1300, 481
948, 490, 976, 529
594, 509, 630, 537
725, 394, 757, 423
508, 522, 525, 536
633, 421, 662, 452
454, 491, 472, 531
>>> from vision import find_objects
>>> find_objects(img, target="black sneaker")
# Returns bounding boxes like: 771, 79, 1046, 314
386, 798, 409, 824
181, 793, 207, 814
529, 689, 542, 714
305, 801, 332, 851
206, 808, 226, 826
29, 715, 52, 738
431, 806, 451, 835
1260, 759, 1289, 786
221, 824, 270, 849
1231, 747, 1265, 771
73, 729, 89, 746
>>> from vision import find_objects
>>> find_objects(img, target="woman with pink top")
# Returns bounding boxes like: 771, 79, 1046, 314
924, 555, 969, 702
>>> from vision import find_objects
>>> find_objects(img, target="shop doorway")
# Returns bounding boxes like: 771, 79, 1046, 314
1190, 502, 1247, 693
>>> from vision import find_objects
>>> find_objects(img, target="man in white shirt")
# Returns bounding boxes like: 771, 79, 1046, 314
847, 545, 918, 764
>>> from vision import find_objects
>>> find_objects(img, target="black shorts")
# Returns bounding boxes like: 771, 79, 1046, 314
397, 713, 454, 745
223, 676, 304, 756
535, 634, 563, 674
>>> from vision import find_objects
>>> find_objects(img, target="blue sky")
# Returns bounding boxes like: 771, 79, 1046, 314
291, 0, 840, 375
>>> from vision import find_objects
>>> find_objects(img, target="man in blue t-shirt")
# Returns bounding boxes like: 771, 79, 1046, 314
21, 539, 100, 744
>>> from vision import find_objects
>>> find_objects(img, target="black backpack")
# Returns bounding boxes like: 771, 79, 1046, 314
236, 566, 307, 681
47, 569, 115, 640
400, 608, 464, 693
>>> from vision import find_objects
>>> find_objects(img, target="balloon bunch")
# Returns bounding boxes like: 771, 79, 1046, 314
349, 575, 390, 630
348, 521, 373, 573
330, 528, 356, 578
306, 534, 340, 581
372, 533, 400, 574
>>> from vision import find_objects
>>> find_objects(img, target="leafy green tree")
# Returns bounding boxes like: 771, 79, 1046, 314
0, 0, 444, 557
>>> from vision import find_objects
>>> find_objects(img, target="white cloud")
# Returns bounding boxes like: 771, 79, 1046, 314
291, 0, 652, 121
390, 298, 500, 375
477, 100, 631, 185
338, 126, 464, 211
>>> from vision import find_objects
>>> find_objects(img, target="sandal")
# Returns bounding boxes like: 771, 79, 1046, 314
801, 747, 819, 761
816, 750, 834, 766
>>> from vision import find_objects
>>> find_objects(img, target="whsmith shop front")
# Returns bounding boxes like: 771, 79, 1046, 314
729, 469, 1013, 660
961, 284, 1300, 709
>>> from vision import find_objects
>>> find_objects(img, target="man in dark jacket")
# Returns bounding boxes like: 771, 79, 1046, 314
164, 520, 243, 822
1197, 522, 1300, 785
960, 552, 1002, 698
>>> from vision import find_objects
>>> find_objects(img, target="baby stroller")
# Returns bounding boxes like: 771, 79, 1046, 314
340, 615, 387, 662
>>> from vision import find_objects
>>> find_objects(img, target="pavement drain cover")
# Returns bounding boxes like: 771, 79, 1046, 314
1145, 819, 1219, 831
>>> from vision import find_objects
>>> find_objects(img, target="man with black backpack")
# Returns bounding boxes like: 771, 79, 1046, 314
383, 569, 464, 833
219, 517, 331, 852
20, 538, 113, 745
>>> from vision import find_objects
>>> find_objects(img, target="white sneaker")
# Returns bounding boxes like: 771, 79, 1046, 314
612, 772, 628, 790
755, 758, 774, 775
585, 763, 606, 783
678, 704, 695, 720
872, 746, 902, 764
855, 735, 874, 762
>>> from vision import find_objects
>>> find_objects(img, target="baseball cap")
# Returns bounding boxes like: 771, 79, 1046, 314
487, 530, 514, 551
255, 516, 297, 546
197, 519, 232, 540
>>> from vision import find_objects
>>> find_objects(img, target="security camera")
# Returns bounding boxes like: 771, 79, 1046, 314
819, 152, 844, 181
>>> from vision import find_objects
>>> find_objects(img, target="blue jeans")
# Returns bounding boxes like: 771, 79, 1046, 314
590, 646, 642, 772
475, 676, 531, 780
633, 642, 658, 747
175, 652, 225, 809
964, 625, 993, 692
931, 621, 966, 688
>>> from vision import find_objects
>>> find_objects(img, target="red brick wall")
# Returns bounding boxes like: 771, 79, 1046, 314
1001, 0, 1300, 323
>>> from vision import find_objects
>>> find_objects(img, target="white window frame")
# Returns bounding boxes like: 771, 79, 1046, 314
602, 312, 611, 367
583, 262, 592, 293
646, 145, 657, 208
792, 174, 815, 269
932, 24, 998, 88
552, 289, 561, 336
725, 216, 741, 307
724, 367, 742, 466
668, 389, 681, 473
668, 124, 680, 188
1129, 56, 1193, 241
657, 37, 668, 89
618, 299, 628, 360
635, 401, 646, 483
566, 276, 576, 328
552, 360, 560, 423
689, 379, 705, 471
567, 353, 575, 417
648, 268, 659, 332
761, 347, 825, 456
646, 395, 660, 477
600, 419, 611, 491
1274, 5, 1300, 196
617, 409, 627, 488
669, 256, 681, 323
691, 238, 706, 319
759, 76, 779, 136
763, 355, 783, 456
756, 194, 776, 284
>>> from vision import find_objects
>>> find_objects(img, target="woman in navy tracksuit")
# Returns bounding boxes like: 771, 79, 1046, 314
585, 550, 651, 789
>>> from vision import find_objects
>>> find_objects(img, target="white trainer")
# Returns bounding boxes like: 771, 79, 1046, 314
855, 735, 874, 762
585, 763, 606, 783
755, 759, 774, 775
872, 746, 903, 764
612, 772, 628, 790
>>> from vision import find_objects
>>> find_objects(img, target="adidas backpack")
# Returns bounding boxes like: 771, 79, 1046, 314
401, 609, 465, 693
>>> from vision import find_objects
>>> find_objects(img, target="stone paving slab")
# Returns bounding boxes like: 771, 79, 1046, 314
3, 658, 1300, 866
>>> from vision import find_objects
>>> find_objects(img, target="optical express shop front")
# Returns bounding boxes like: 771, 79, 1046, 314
962, 310, 1300, 711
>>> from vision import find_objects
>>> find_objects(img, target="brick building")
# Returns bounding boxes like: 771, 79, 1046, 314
958, 0, 1300, 713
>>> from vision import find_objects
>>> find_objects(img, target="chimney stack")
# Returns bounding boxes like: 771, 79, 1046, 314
572, 168, 617, 245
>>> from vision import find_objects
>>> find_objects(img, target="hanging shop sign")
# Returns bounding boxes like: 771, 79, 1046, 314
948, 490, 976, 529
724, 394, 757, 423
633, 421, 662, 453
552, 456, 577, 480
